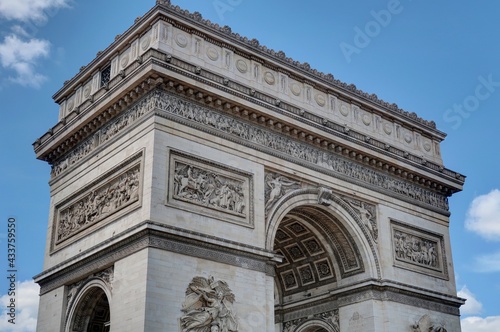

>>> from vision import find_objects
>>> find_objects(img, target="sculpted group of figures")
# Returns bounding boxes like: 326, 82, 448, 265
394, 230, 439, 268
57, 167, 140, 242
180, 276, 238, 332
173, 163, 245, 215
155, 92, 449, 211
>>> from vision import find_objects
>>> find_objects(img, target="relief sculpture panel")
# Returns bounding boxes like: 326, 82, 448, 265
168, 150, 254, 227
52, 152, 143, 251
391, 220, 447, 279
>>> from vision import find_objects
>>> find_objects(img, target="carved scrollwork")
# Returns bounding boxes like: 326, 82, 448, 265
180, 276, 238, 332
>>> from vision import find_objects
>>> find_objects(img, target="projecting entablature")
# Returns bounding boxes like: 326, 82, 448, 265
33, 0, 464, 210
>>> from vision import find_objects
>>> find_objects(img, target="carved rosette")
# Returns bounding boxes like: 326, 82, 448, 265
180, 276, 238, 332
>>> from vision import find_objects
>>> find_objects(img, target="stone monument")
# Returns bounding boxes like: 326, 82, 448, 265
33, 1, 465, 331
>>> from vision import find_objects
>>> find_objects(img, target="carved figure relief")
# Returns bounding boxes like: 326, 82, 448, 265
56, 164, 141, 244
344, 197, 378, 243
394, 230, 438, 268
151, 92, 449, 212
180, 276, 238, 332
391, 221, 447, 278
412, 314, 447, 332
168, 150, 253, 227
264, 172, 300, 212
173, 163, 246, 215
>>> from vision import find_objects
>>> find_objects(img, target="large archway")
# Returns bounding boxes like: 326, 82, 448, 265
267, 188, 379, 330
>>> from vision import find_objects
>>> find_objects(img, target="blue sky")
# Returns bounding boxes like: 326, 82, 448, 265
1, 0, 500, 331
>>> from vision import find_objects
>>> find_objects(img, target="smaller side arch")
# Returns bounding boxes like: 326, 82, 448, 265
65, 278, 112, 332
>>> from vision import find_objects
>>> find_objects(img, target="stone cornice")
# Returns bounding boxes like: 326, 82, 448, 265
34, 50, 464, 200
34, 220, 277, 295
275, 278, 464, 322
50, 0, 443, 140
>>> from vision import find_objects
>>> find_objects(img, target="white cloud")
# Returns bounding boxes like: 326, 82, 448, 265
0, 280, 39, 332
0, 34, 50, 88
465, 189, 500, 240
462, 316, 500, 332
475, 251, 500, 273
458, 285, 483, 315
0, 0, 69, 23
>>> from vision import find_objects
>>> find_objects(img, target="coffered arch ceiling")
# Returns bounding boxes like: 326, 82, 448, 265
273, 204, 365, 298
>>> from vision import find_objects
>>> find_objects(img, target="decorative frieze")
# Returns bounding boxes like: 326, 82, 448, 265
153, 91, 449, 213
52, 152, 143, 251
167, 150, 254, 227
283, 309, 339, 332
391, 220, 447, 279
180, 276, 238, 332
51, 92, 155, 178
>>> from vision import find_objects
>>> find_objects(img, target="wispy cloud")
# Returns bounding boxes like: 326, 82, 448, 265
458, 285, 483, 315
0, 280, 39, 332
465, 189, 500, 240
0, 34, 50, 88
0, 0, 70, 88
474, 251, 500, 273
462, 316, 500, 332
0, 0, 69, 22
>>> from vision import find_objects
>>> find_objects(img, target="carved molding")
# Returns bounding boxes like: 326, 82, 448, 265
65, 266, 114, 322
167, 150, 254, 227
283, 309, 339, 332
37, 221, 275, 295
52, 152, 143, 251
152, 90, 449, 213
180, 276, 239, 332
391, 220, 448, 279
51, 92, 155, 178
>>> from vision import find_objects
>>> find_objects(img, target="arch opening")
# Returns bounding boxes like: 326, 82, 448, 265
68, 286, 110, 332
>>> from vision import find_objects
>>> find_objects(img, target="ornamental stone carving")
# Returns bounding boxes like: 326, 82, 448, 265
152, 91, 449, 212
391, 221, 447, 279
180, 276, 238, 332
343, 197, 378, 243
168, 150, 253, 227
53, 153, 143, 250
264, 172, 300, 213
173, 163, 246, 215
412, 314, 447, 332
56, 165, 140, 243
